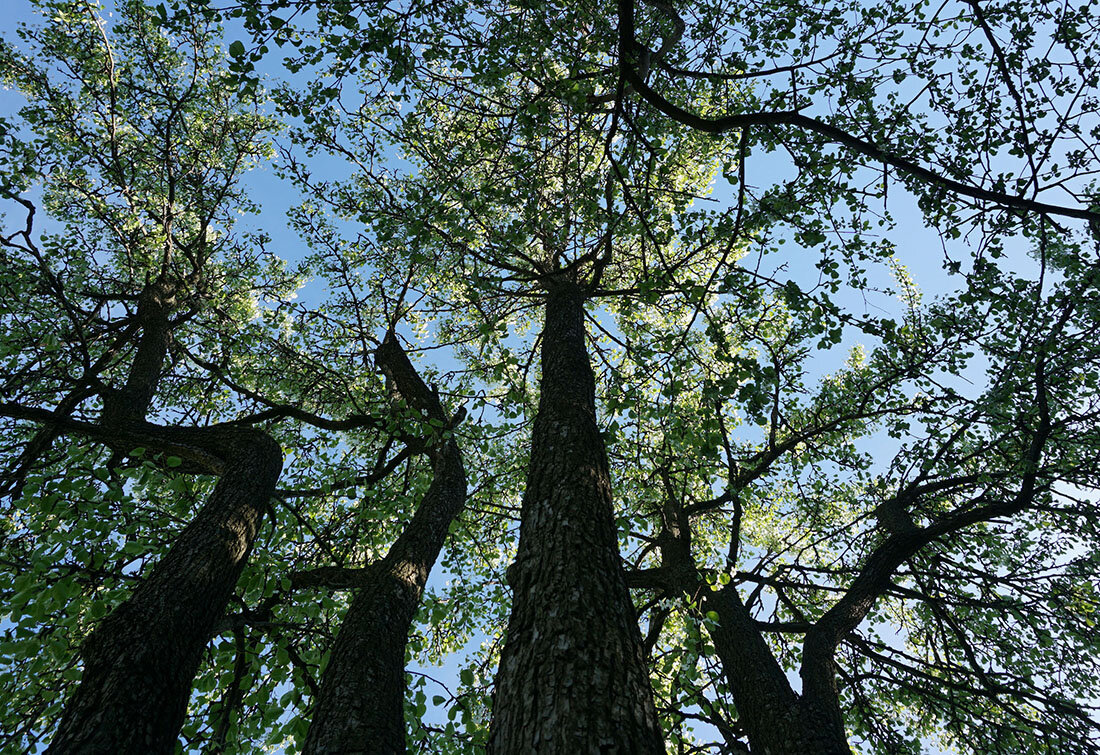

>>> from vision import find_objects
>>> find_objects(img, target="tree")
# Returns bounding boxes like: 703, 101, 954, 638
3, 0, 1100, 752
1, 4, 474, 753
302, 330, 468, 754
0, 2, 285, 750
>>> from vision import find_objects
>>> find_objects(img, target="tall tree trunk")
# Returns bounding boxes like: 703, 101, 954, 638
47, 282, 288, 753
303, 333, 467, 755
488, 282, 664, 754
47, 427, 282, 755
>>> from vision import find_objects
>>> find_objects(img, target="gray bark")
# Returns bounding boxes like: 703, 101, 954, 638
488, 282, 664, 754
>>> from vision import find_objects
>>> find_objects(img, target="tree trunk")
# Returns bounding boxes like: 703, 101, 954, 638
303, 333, 467, 755
488, 282, 664, 754
700, 587, 852, 755
47, 428, 282, 755
100, 283, 174, 427
654, 502, 851, 755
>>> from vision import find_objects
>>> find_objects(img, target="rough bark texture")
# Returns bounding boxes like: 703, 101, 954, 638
303, 333, 467, 755
47, 428, 282, 755
488, 282, 664, 754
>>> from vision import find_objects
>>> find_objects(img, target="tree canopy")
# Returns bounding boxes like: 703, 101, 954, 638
2, 0, 1099, 752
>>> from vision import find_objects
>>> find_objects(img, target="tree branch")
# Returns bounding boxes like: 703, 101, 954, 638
617, 0, 1100, 223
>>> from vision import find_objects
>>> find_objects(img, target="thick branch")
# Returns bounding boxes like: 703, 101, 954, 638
288, 565, 374, 591
0, 401, 293, 478
617, 0, 1100, 223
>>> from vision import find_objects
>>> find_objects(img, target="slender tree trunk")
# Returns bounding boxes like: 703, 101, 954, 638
100, 283, 174, 427
700, 588, 852, 755
655, 503, 851, 755
47, 428, 282, 755
303, 333, 467, 755
489, 282, 664, 754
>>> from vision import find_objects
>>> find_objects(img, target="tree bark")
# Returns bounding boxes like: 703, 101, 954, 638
654, 500, 851, 755
488, 282, 664, 754
701, 587, 851, 755
303, 333, 467, 755
100, 282, 175, 427
47, 427, 282, 755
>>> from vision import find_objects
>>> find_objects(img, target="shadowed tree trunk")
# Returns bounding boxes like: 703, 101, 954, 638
303, 332, 467, 755
702, 588, 851, 754
489, 280, 664, 754
44, 284, 284, 753
47, 425, 282, 754
99, 283, 175, 428
653, 498, 852, 755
